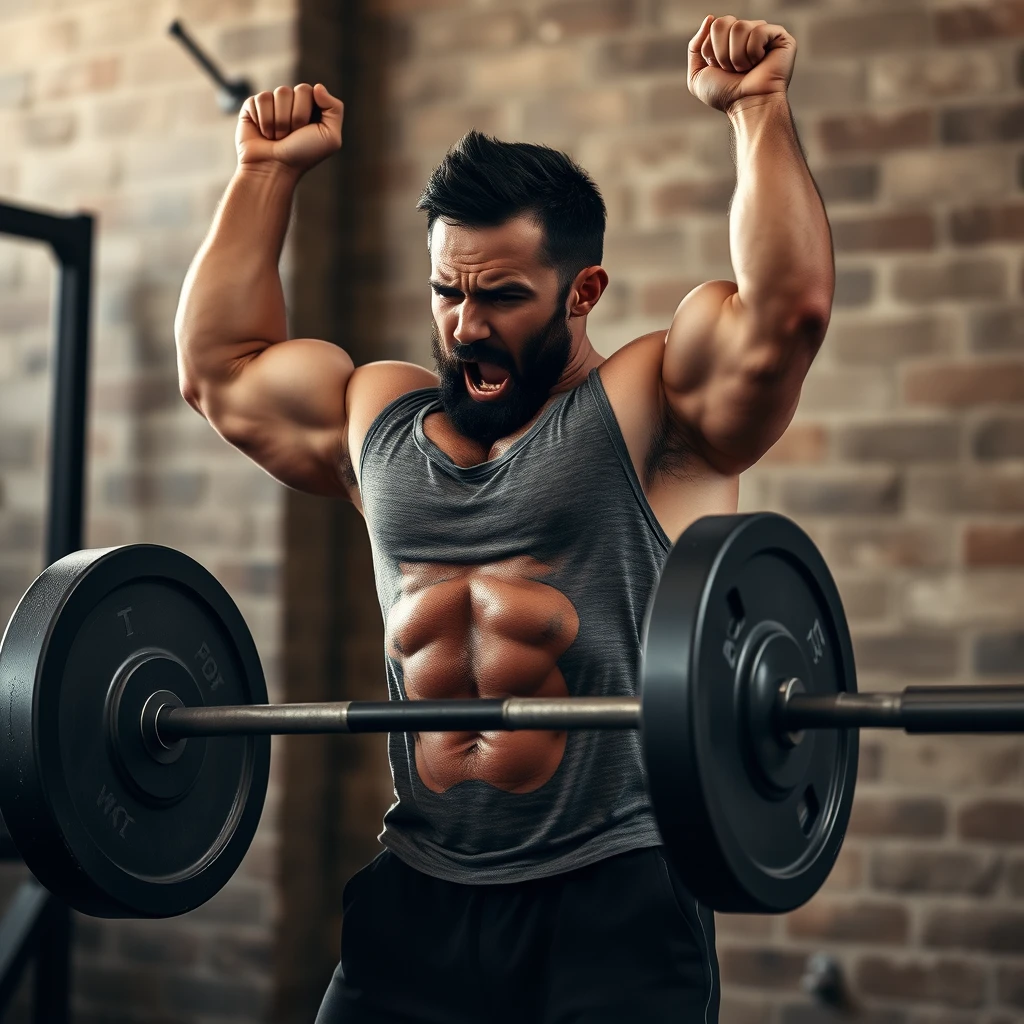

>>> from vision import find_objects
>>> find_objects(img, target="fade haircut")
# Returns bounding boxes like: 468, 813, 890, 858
417, 130, 607, 292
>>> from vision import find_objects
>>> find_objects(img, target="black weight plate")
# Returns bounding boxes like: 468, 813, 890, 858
641, 513, 857, 914
0, 545, 269, 918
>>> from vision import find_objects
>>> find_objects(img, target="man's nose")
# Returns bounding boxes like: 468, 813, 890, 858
453, 301, 489, 344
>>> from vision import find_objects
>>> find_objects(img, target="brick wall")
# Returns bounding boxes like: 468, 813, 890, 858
0, 1, 297, 1019
353, 0, 1024, 1021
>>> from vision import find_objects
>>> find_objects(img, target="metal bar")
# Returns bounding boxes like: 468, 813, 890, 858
46, 214, 93, 563
32, 897, 70, 1024
0, 882, 48, 1015
158, 697, 642, 740
168, 20, 235, 91
783, 686, 1024, 733
0, 201, 88, 1024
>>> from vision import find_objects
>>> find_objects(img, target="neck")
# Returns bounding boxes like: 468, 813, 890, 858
554, 334, 603, 394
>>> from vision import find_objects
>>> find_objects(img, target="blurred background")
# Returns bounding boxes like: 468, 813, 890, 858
1, 0, 1023, 1020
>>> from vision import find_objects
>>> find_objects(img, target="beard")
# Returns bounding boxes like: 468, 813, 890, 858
430, 301, 573, 448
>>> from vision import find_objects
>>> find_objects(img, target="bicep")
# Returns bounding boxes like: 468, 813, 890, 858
662, 280, 819, 475
196, 338, 354, 496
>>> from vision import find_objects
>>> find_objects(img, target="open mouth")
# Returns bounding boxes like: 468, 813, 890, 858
463, 361, 511, 401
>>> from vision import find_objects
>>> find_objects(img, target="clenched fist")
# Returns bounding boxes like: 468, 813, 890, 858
688, 15, 796, 116
236, 83, 344, 174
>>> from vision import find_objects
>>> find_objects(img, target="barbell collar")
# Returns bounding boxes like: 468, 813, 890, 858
782, 685, 1024, 733
156, 696, 642, 741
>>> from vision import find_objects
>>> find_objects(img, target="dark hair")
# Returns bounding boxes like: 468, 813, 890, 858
417, 130, 607, 289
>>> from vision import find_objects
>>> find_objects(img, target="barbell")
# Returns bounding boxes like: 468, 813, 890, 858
0, 512, 1017, 921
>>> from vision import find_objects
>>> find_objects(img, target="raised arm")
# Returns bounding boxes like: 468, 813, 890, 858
662, 16, 834, 476
175, 84, 356, 496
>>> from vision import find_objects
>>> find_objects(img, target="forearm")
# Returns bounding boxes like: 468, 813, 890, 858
175, 165, 299, 391
727, 95, 834, 332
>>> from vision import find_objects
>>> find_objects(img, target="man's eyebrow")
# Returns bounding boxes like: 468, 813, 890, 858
428, 279, 535, 297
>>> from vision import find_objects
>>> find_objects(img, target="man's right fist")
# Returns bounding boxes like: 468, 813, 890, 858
236, 83, 344, 174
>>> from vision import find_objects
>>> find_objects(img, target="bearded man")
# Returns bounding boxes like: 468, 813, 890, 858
175, 14, 833, 1023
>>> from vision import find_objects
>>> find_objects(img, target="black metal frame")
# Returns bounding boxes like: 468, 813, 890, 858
0, 199, 94, 1023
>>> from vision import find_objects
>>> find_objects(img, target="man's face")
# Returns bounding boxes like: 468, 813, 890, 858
428, 216, 573, 447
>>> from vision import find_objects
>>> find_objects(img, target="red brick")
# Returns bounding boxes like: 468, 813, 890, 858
649, 81, 715, 121
973, 417, 1024, 460
778, 471, 901, 517
787, 899, 910, 944
936, 1, 1024, 43
833, 268, 876, 307
908, 468, 1024, 513
823, 846, 864, 892
966, 523, 1024, 566
835, 421, 960, 464
719, 947, 807, 990
116, 925, 198, 968
942, 102, 1024, 144
836, 577, 890, 624
894, 259, 1008, 304
924, 908, 1024, 952
970, 305, 1024, 352
651, 178, 734, 216
998, 964, 1024, 1009
952, 203, 1024, 245
537, 0, 639, 39
870, 848, 1002, 896
104, 470, 206, 508
904, 361, 1024, 406
827, 315, 957, 365
832, 212, 936, 254
871, 51, 1003, 102
959, 800, 1024, 842
856, 956, 986, 1008
22, 111, 76, 147
974, 631, 1024, 674
760, 423, 828, 465
827, 523, 953, 571
781, 1008, 906, 1024
601, 34, 689, 76
853, 632, 959, 678
788, 65, 865, 110
1008, 858, 1024, 895
714, 914, 774, 939
810, 10, 932, 56
820, 110, 934, 155
848, 797, 947, 839
718, 998, 772, 1024
39, 56, 120, 100
218, 20, 294, 61
813, 163, 880, 203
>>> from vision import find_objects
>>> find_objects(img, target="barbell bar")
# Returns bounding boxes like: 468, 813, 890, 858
0, 511, 1018, 922
151, 685, 1024, 743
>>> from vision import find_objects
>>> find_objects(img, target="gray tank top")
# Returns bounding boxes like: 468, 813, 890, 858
358, 367, 670, 884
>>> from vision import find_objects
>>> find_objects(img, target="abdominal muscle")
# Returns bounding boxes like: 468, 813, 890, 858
386, 556, 580, 794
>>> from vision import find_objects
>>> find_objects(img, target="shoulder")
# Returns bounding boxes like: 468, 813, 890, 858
595, 331, 710, 488
344, 360, 437, 489
594, 333, 667, 479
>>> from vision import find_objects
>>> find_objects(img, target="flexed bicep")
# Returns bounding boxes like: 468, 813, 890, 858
195, 337, 355, 497
661, 279, 821, 476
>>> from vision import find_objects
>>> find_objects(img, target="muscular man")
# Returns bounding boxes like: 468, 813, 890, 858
175, 14, 833, 1023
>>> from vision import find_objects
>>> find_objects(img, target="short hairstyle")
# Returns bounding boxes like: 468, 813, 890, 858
417, 130, 607, 289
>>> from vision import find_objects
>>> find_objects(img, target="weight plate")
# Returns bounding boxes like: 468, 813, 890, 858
641, 513, 857, 914
0, 545, 269, 918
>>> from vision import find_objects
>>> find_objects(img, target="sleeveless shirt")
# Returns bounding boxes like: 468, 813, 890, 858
358, 367, 670, 884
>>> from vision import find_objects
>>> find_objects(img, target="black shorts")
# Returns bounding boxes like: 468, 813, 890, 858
315, 846, 720, 1024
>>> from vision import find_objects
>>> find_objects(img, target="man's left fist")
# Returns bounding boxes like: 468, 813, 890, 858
687, 15, 796, 116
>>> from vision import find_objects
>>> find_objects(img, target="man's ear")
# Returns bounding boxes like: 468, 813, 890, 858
567, 266, 609, 318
